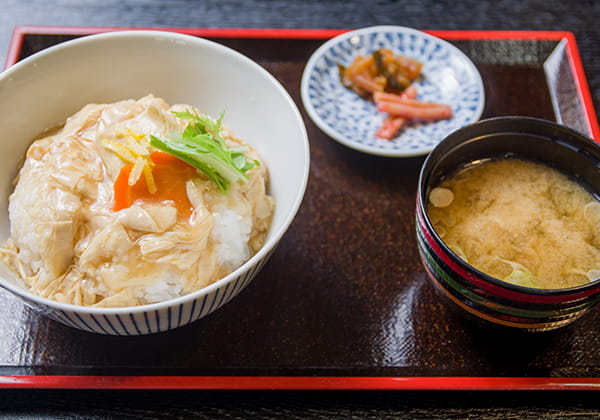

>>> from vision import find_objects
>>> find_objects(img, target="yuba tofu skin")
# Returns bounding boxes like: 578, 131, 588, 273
0, 95, 274, 307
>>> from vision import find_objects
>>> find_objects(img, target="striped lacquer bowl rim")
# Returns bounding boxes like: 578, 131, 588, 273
415, 206, 600, 330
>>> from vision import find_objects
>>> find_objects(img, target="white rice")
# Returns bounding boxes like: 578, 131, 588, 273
143, 279, 184, 304
210, 205, 252, 270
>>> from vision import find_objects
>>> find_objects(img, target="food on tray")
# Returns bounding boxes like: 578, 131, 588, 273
338, 48, 452, 140
427, 158, 600, 289
0, 95, 274, 307
339, 48, 422, 96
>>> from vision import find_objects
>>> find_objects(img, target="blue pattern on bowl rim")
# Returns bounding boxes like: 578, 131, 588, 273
301, 26, 485, 157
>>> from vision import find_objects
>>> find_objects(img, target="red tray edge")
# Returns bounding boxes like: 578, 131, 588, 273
1, 375, 600, 391
5, 25, 599, 140
2, 25, 600, 391
3, 25, 579, 69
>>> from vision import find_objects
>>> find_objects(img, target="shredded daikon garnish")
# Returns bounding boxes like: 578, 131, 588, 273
102, 131, 156, 193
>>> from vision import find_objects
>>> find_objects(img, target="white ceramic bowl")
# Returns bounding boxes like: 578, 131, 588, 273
0, 30, 309, 335
301, 26, 485, 157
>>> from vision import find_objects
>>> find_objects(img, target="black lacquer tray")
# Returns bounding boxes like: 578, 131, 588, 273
1, 26, 599, 390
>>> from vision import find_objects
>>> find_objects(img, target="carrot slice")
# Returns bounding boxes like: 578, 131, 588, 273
375, 116, 406, 140
347, 73, 384, 93
113, 151, 197, 216
373, 86, 418, 105
374, 86, 418, 140
376, 95, 450, 109
377, 101, 453, 120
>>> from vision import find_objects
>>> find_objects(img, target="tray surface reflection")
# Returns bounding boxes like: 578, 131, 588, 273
0, 28, 598, 389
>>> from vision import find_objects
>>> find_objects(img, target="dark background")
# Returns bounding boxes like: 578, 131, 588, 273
1, 0, 599, 117
1, 0, 599, 418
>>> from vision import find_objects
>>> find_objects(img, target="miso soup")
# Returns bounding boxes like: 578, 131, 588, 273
426, 158, 600, 289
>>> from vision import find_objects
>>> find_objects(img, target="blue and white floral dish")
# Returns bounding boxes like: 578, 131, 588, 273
301, 26, 485, 157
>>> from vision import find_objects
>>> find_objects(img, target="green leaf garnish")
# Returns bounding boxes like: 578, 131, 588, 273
504, 269, 539, 288
149, 110, 259, 193
500, 259, 540, 288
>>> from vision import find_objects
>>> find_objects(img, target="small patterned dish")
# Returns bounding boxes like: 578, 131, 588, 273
301, 26, 485, 157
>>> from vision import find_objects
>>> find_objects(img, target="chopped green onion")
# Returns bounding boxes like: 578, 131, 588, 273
149, 110, 259, 193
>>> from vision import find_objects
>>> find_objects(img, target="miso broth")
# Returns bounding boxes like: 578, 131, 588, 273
427, 158, 600, 289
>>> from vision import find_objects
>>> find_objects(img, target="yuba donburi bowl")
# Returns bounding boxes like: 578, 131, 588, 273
0, 31, 309, 335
